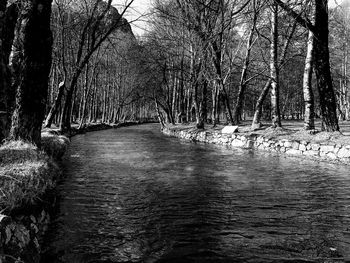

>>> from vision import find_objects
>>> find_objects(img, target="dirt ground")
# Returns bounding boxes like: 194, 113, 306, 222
169, 119, 350, 146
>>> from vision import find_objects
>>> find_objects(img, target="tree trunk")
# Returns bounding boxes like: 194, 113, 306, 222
251, 19, 296, 129
44, 80, 65, 128
200, 79, 208, 125
303, 30, 315, 130
343, 41, 349, 120
102, 88, 107, 123
314, 0, 339, 132
89, 79, 97, 123
179, 62, 185, 122
233, 38, 253, 124
10, 0, 53, 147
251, 79, 272, 129
270, 3, 282, 128
2, 3, 18, 136
233, 3, 257, 125
221, 85, 234, 125
312, 0, 339, 131
166, 100, 175, 124
212, 83, 219, 126
155, 99, 165, 127
0, 0, 10, 141
3, 4, 18, 63
60, 70, 81, 131
185, 87, 191, 122
275, 0, 339, 131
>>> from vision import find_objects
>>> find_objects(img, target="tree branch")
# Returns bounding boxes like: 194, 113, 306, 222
274, 0, 315, 32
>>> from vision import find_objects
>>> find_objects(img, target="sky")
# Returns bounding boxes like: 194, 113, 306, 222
113, 0, 350, 36
112, 0, 152, 37
330, 0, 350, 7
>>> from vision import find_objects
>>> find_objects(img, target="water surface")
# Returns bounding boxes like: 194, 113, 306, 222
41, 124, 350, 262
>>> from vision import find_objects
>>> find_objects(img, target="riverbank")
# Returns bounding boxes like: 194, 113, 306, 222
42, 120, 154, 137
162, 121, 350, 165
0, 121, 154, 262
0, 135, 69, 263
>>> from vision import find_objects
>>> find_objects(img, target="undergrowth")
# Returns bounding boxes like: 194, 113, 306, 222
41, 131, 69, 159
0, 134, 69, 213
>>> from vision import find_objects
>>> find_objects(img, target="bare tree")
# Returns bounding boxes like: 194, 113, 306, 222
57, 0, 135, 131
275, 0, 339, 131
251, 11, 297, 129
232, 0, 258, 124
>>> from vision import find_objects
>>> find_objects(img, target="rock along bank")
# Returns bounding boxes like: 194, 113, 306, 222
162, 126, 350, 165
0, 121, 151, 263
0, 122, 142, 263
0, 133, 69, 263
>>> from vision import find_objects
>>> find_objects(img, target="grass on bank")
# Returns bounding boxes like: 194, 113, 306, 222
0, 133, 69, 213
41, 131, 70, 159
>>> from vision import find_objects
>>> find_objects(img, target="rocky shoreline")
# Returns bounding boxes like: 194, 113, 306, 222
0, 143, 66, 263
162, 126, 350, 165
0, 207, 54, 263
0, 121, 146, 263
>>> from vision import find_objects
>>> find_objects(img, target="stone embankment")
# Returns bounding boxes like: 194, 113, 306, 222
162, 126, 350, 165
0, 121, 150, 263
0, 134, 69, 263
0, 209, 52, 263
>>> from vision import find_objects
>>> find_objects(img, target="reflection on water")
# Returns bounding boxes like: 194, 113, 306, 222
41, 124, 350, 263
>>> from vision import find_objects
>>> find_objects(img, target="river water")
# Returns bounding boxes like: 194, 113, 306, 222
41, 124, 350, 263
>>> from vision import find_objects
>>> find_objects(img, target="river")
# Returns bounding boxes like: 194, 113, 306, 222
41, 124, 350, 263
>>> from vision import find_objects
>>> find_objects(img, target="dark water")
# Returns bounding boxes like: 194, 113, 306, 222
41, 124, 350, 263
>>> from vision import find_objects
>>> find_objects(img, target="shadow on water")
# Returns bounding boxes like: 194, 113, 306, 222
41, 124, 350, 263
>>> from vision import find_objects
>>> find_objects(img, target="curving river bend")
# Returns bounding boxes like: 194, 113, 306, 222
41, 124, 350, 263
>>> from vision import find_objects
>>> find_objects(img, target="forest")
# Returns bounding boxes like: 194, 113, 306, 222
0, 0, 349, 147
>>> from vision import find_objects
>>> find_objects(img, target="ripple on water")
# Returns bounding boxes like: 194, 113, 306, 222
41, 125, 350, 263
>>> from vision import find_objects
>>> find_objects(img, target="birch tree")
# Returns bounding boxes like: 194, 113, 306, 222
303, 29, 315, 130
270, 2, 282, 127
275, 0, 339, 131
